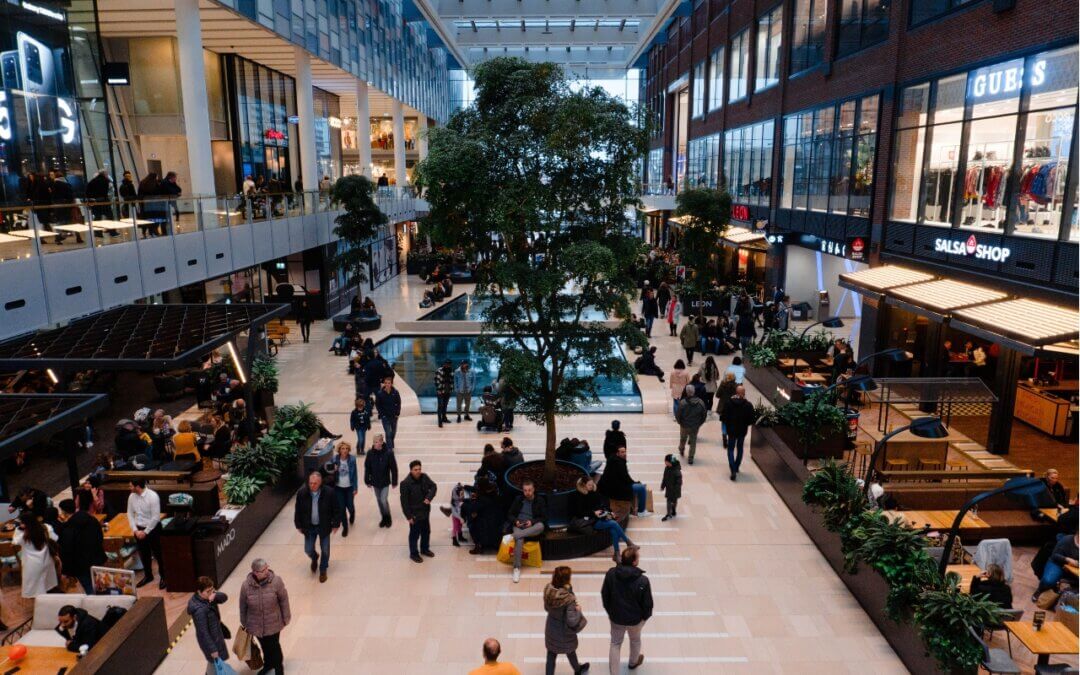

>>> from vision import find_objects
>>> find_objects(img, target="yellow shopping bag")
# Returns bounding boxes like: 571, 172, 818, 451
495, 535, 543, 568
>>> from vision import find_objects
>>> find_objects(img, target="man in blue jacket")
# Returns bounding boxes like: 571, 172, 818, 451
454, 360, 477, 423
375, 377, 402, 450
330, 442, 359, 537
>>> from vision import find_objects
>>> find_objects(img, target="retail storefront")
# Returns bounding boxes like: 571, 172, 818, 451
224, 55, 299, 191
781, 233, 869, 319
312, 88, 343, 181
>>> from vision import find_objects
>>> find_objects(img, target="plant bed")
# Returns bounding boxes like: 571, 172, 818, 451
772, 423, 846, 460
745, 365, 805, 404
505, 460, 587, 493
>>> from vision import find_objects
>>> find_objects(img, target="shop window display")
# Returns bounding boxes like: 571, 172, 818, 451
227, 55, 297, 191
723, 119, 774, 206
370, 117, 417, 151
687, 134, 720, 188
780, 94, 879, 215
887, 46, 1078, 239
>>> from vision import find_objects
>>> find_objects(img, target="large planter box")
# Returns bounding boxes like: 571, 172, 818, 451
751, 426, 945, 674
745, 365, 805, 404
771, 423, 846, 460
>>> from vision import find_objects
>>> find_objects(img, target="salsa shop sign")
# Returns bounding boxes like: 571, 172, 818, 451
934, 234, 1011, 262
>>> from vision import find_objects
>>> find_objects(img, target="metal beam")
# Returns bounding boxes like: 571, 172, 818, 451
436, 0, 659, 19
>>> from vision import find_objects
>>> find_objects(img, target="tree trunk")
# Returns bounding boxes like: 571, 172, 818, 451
543, 408, 557, 481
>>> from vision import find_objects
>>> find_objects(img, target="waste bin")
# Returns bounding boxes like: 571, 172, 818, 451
818, 290, 830, 321
791, 301, 812, 321
843, 408, 860, 448
161, 517, 198, 592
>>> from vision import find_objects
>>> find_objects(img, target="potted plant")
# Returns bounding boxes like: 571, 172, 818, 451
915, 581, 1006, 674
774, 394, 847, 460
250, 354, 279, 414
802, 459, 868, 533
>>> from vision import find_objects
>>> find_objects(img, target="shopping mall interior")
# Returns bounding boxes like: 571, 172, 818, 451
0, 0, 1076, 672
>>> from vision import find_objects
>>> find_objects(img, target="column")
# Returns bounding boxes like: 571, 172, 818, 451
392, 99, 407, 187
986, 347, 1022, 454
355, 80, 372, 178
294, 46, 318, 191
417, 113, 429, 161
175, 0, 215, 197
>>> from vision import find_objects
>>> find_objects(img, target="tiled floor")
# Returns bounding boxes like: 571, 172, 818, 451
156, 275, 904, 674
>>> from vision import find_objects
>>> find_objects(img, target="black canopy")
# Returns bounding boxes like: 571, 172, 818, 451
0, 393, 108, 457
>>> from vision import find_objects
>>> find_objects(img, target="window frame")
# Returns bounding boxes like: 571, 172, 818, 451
708, 47, 725, 112
836, 0, 890, 59
691, 60, 706, 119
728, 29, 750, 103
755, 4, 784, 93
789, 0, 827, 77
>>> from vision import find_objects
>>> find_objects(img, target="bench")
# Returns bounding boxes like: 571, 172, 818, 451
886, 486, 1056, 544
331, 309, 382, 332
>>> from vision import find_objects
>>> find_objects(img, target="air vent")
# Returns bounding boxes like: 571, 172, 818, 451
65, 286, 82, 296
4, 299, 26, 310
154, 266, 166, 274
114, 275, 128, 284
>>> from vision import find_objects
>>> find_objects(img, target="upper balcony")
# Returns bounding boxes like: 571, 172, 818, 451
0, 188, 419, 340
638, 182, 676, 212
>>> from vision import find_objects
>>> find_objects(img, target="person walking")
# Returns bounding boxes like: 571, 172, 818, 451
363, 434, 399, 528
664, 295, 681, 337
434, 359, 454, 427
127, 478, 166, 588
293, 471, 341, 583
400, 460, 437, 563
543, 566, 590, 674
188, 576, 231, 675
296, 299, 313, 343
13, 513, 58, 598
674, 385, 707, 465
239, 558, 291, 675
736, 310, 757, 351
668, 360, 690, 417
660, 454, 682, 522
58, 489, 105, 595
454, 360, 477, 423
349, 398, 370, 455
374, 377, 401, 450
603, 421, 626, 460
698, 356, 720, 412
601, 547, 653, 675
507, 480, 546, 583
640, 289, 659, 338
679, 319, 699, 366
721, 385, 756, 481
330, 442, 358, 537
469, 638, 521, 675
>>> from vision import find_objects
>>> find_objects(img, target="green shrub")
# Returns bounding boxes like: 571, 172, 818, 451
802, 459, 867, 533
845, 513, 943, 620
224, 442, 281, 485
743, 343, 777, 368
916, 579, 1005, 672
273, 402, 320, 439
250, 354, 279, 394
223, 474, 265, 505
754, 400, 778, 427
776, 394, 846, 450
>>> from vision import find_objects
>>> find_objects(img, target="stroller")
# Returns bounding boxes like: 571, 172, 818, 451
476, 392, 503, 432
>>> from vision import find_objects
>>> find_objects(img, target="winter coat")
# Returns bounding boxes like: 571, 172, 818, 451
188, 592, 228, 662
363, 446, 399, 488
661, 464, 683, 500
675, 396, 707, 430
293, 485, 341, 535
716, 379, 738, 415
400, 472, 437, 521
722, 396, 756, 438
679, 321, 700, 349
665, 299, 681, 324
239, 570, 291, 637
668, 368, 690, 400
350, 407, 371, 432
601, 565, 654, 626
507, 494, 548, 527
544, 585, 584, 654
375, 387, 402, 419
434, 367, 454, 397
58, 510, 106, 578
641, 295, 659, 319
736, 312, 757, 339
597, 455, 637, 502
501, 447, 525, 467
603, 429, 627, 459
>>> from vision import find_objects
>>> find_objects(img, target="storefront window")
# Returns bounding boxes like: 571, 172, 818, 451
729, 30, 749, 102
887, 46, 1078, 238
646, 148, 664, 186
755, 6, 782, 92
687, 134, 720, 188
312, 88, 342, 181
836, 0, 889, 58
723, 119, 774, 205
708, 48, 724, 111
227, 55, 296, 191
780, 95, 880, 215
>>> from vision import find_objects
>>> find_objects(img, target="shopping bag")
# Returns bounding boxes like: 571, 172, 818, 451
520, 540, 543, 568
231, 626, 254, 662
246, 642, 264, 671
496, 534, 515, 565
645, 487, 654, 513
213, 658, 237, 675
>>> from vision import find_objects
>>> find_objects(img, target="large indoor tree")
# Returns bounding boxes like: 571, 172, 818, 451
330, 174, 388, 290
674, 187, 730, 315
415, 57, 650, 483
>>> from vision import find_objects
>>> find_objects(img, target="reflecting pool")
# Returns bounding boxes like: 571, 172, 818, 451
419, 293, 608, 322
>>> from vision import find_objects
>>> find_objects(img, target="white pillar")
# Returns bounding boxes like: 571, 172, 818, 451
175, 0, 215, 197
392, 99, 407, 187
294, 46, 318, 191
417, 113, 429, 161
355, 80, 372, 178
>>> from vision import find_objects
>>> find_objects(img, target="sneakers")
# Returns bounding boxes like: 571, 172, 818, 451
512, 568, 521, 583
636, 510, 652, 517
464, 414, 473, 421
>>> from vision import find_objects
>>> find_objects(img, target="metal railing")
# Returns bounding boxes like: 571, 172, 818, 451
640, 182, 676, 196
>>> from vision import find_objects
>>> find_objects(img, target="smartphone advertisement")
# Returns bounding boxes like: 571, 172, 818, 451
0, 0, 85, 204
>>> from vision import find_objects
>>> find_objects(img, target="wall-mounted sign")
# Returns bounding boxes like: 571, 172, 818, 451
327, 116, 342, 129
969, 58, 1045, 100
20, 1, 64, 21
766, 233, 785, 245
846, 236, 867, 262
731, 204, 750, 221
819, 237, 847, 258
287, 115, 300, 124
934, 234, 1011, 262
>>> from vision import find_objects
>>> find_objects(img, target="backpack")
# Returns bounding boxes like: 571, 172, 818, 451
101, 605, 127, 631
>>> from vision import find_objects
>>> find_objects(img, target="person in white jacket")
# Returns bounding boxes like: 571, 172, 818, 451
13, 513, 58, 598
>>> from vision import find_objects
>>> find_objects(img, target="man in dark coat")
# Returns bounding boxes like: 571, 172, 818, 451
640, 289, 659, 337
399, 460, 437, 563
602, 547, 654, 671
721, 385, 756, 481
674, 384, 708, 465
374, 376, 402, 450
506, 480, 547, 582
57, 605, 103, 653
84, 170, 112, 221
58, 489, 106, 594
363, 434, 398, 528
293, 472, 341, 582
433, 359, 454, 427
603, 421, 627, 459
598, 446, 649, 516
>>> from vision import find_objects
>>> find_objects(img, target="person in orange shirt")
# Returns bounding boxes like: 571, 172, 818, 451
469, 638, 521, 675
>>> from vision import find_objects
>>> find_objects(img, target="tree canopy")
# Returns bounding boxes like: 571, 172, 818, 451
330, 175, 388, 288
674, 187, 730, 297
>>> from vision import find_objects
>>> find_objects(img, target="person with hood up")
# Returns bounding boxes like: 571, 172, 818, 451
601, 547, 653, 674
188, 576, 231, 674
660, 454, 683, 522
543, 566, 590, 675
239, 558, 291, 675
500, 436, 524, 467
603, 421, 626, 460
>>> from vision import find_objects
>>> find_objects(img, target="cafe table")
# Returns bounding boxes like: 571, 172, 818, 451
795, 372, 828, 386
945, 564, 983, 593
6, 228, 59, 239
10, 645, 78, 673
0, 514, 135, 540
0, 233, 24, 244
881, 510, 990, 530
1004, 620, 1079, 665
777, 358, 811, 371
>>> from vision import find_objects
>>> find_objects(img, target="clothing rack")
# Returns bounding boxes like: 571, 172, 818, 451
1015, 136, 1068, 235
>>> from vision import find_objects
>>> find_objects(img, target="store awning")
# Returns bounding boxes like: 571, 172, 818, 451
0, 393, 109, 457
951, 299, 1080, 355
838, 265, 936, 299
886, 279, 1009, 321
0, 303, 289, 371
721, 227, 768, 250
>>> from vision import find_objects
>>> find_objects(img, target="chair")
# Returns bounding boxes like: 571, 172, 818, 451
1034, 665, 1079, 675
984, 608, 1022, 653
0, 542, 20, 586
884, 457, 910, 474
968, 625, 1021, 674
849, 442, 873, 479
103, 537, 137, 569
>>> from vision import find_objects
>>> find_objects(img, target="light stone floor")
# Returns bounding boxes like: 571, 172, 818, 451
155, 275, 903, 675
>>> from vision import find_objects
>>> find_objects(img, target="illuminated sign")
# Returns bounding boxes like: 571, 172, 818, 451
731, 204, 750, 221
847, 236, 867, 262
21, 1, 65, 21
820, 238, 847, 257
327, 116, 342, 129
766, 233, 785, 245
934, 234, 1011, 262
969, 59, 1046, 100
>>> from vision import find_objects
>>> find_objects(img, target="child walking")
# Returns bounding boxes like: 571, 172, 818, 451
661, 453, 682, 522
439, 483, 469, 547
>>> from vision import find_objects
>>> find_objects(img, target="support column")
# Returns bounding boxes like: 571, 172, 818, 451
417, 113, 429, 161
355, 80, 372, 178
986, 347, 1022, 454
392, 99, 407, 187
294, 46, 318, 191
175, 0, 216, 197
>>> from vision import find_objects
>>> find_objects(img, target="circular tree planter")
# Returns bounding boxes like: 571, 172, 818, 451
504, 459, 626, 561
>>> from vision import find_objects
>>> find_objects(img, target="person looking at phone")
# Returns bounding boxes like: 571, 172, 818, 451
571, 477, 632, 563
507, 479, 547, 584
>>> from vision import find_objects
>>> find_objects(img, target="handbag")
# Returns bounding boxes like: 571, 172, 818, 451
213, 658, 237, 675
569, 603, 588, 634
1035, 588, 1061, 610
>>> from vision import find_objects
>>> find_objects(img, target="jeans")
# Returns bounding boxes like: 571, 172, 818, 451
679, 425, 699, 461
381, 416, 398, 450
408, 518, 431, 556
631, 483, 648, 513
258, 632, 283, 673
436, 394, 451, 422
456, 392, 472, 417
546, 650, 580, 675
355, 428, 367, 454
503, 408, 514, 430
684, 347, 694, 364
609, 621, 644, 675
644, 317, 654, 336
593, 518, 630, 555
699, 336, 707, 354
727, 433, 746, 475
372, 486, 391, 522
335, 486, 356, 529
1038, 559, 1066, 593
672, 397, 680, 417
512, 522, 545, 568
739, 335, 753, 351
303, 529, 331, 571
299, 322, 310, 342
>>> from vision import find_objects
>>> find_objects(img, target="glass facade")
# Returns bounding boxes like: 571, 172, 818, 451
888, 46, 1078, 240
226, 55, 298, 190
708, 48, 724, 111
724, 120, 774, 205
790, 0, 827, 75
692, 61, 705, 118
647, 147, 664, 185
781, 94, 879, 215
911, 0, 975, 27
836, 0, 889, 58
755, 6, 782, 92
312, 88, 342, 181
687, 133, 720, 188
729, 30, 749, 102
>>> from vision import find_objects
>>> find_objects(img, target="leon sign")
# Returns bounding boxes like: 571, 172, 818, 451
934, 234, 1011, 262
